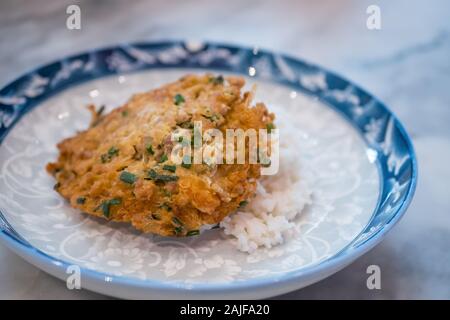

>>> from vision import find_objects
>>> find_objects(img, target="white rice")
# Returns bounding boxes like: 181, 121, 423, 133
220, 116, 313, 253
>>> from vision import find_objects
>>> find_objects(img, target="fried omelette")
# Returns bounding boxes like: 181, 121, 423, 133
47, 74, 274, 237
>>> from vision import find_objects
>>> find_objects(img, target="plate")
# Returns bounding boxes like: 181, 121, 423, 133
0, 41, 417, 299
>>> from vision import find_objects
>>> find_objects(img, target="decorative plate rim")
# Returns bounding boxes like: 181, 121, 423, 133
0, 40, 417, 295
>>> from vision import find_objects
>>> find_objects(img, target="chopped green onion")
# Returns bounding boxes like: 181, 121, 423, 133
202, 113, 220, 122
163, 164, 177, 172
239, 200, 248, 208
210, 75, 224, 85
174, 94, 185, 105
109, 198, 121, 205
76, 197, 86, 204
158, 154, 168, 163
261, 158, 271, 167
181, 155, 192, 169
172, 216, 183, 226
100, 202, 110, 217
121, 110, 128, 117
145, 169, 178, 182
156, 174, 178, 182
100, 198, 122, 218
119, 171, 137, 184
156, 175, 179, 182
181, 162, 191, 169
101, 146, 119, 163
159, 203, 172, 211
266, 123, 275, 133
147, 169, 158, 180
174, 226, 183, 235
108, 146, 119, 157
186, 230, 200, 236
146, 144, 154, 155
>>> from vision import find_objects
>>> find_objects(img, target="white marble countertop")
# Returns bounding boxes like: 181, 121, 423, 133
0, 0, 449, 299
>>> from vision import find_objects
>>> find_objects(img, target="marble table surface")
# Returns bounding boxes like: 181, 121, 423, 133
0, 0, 449, 299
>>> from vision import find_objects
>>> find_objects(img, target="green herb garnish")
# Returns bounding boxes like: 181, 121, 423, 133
158, 154, 168, 163
147, 169, 158, 180
121, 110, 128, 117
238, 200, 248, 208
210, 75, 224, 85
108, 146, 119, 156
202, 113, 220, 122
119, 171, 137, 184
174, 226, 183, 235
174, 94, 185, 106
172, 216, 183, 226
100, 198, 122, 218
156, 174, 179, 182
145, 169, 179, 182
146, 144, 154, 155
101, 146, 119, 163
109, 198, 121, 205
159, 203, 172, 211
76, 197, 86, 204
266, 123, 275, 133
260, 158, 271, 167
186, 230, 200, 236
100, 203, 110, 217
181, 155, 192, 169
172, 217, 185, 235
163, 164, 177, 172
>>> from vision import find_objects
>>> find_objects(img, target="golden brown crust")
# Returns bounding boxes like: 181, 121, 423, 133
46, 74, 274, 236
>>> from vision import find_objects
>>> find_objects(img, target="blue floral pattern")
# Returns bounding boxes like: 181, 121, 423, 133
0, 41, 417, 293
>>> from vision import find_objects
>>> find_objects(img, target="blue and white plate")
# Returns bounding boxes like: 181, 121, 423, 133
0, 41, 417, 299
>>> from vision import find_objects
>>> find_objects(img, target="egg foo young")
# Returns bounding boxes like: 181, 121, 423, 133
46, 74, 275, 237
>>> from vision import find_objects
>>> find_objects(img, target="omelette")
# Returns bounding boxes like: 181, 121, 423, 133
47, 74, 274, 237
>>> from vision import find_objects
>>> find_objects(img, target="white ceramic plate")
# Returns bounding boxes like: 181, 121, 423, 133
0, 42, 417, 299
